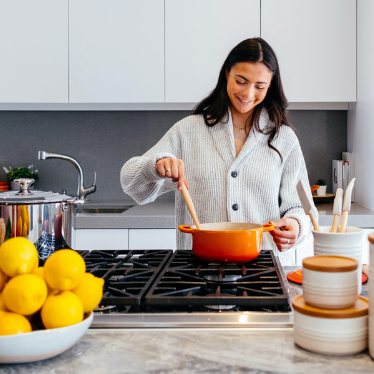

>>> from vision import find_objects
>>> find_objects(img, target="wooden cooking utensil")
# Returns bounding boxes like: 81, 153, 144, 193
181, 182, 201, 230
330, 188, 343, 233
339, 178, 356, 233
296, 180, 320, 231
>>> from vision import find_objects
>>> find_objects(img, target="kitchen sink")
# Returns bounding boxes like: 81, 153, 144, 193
76, 206, 134, 214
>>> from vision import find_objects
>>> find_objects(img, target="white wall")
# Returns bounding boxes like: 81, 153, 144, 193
347, 0, 374, 210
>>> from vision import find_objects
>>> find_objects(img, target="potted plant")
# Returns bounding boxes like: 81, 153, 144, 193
3, 165, 39, 190
316, 178, 327, 196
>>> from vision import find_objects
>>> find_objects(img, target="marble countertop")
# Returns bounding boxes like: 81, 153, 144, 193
2, 329, 374, 374
1, 268, 373, 374
74, 199, 374, 229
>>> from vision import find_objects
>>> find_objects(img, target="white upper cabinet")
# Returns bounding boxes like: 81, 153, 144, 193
165, 0, 260, 103
0, 0, 68, 103
69, 0, 164, 103
261, 0, 356, 102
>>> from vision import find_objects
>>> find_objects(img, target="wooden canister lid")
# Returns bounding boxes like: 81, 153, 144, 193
292, 295, 368, 319
368, 233, 374, 245
302, 255, 358, 272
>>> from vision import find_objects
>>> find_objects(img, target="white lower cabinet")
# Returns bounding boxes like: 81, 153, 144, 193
75, 229, 129, 250
129, 229, 176, 250
74, 228, 176, 251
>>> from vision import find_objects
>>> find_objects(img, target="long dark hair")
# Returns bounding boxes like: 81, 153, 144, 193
193, 38, 291, 161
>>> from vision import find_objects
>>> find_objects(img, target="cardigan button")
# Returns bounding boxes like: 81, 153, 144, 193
231, 171, 238, 178
232, 204, 239, 211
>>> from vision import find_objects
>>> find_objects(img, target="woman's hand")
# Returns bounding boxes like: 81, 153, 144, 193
269, 218, 299, 252
155, 158, 188, 191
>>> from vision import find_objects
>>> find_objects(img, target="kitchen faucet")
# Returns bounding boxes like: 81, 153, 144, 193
38, 151, 96, 200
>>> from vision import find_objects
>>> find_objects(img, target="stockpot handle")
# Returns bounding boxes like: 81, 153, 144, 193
261, 223, 275, 232
178, 225, 194, 234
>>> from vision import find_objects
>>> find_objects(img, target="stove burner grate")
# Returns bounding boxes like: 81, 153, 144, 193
77, 250, 173, 306
144, 250, 290, 311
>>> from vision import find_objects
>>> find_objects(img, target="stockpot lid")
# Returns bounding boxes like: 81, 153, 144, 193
0, 178, 77, 205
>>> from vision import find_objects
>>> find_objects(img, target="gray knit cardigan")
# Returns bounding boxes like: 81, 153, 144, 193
120, 109, 318, 265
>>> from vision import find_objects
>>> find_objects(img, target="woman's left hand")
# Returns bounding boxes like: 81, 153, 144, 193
269, 218, 299, 252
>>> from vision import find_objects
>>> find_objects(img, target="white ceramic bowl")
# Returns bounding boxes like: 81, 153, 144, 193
312, 226, 363, 294
292, 295, 368, 356
302, 255, 359, 309
0, 312, 93, 364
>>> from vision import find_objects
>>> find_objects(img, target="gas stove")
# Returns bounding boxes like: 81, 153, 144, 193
77, 249, 295, 329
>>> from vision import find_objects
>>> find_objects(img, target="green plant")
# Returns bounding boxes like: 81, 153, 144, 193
3, 165, 39, 182
316, 178, 326, 186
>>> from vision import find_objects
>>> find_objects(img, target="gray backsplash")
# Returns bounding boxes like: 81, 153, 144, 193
0, 110, 346, 200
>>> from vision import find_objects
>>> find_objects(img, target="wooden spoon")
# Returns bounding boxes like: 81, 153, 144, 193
181, 182, 201, 230
339, 178, 356, 233
330, 188, 343, 233
296, 180, 320, 231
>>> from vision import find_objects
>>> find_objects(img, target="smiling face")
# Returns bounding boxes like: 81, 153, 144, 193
226, 62, 273, 121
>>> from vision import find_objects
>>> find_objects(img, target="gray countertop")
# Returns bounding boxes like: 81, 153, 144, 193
75, 199, 374, 229
74, 199, 176, 229
1, 267, 372, 374
3, 329, 373, 374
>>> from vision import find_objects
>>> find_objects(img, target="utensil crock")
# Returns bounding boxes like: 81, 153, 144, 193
312, 226, 363, 294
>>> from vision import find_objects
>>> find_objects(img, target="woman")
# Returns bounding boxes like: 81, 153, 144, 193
120, 38, 317, 265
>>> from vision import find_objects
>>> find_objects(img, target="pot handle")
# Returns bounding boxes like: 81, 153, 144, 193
261, 223, 275, 232
178, 225, 194, 234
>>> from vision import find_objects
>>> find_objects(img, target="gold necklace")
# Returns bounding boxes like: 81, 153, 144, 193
232, 113, 253, 133
233, 123, 250, 133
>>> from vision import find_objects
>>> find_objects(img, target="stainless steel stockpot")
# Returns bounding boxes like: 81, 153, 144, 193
0, 178, 82, 259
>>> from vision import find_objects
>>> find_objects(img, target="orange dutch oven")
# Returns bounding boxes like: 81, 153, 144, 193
178, 222, 275, 263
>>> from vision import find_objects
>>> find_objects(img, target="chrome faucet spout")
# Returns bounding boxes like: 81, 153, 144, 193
37, 151, 96, 200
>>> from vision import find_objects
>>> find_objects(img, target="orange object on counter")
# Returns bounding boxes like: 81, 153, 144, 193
0, 180, 9, 191
311, 185, 320, 193
287, 268, 368, 285
179, 222, 274, 263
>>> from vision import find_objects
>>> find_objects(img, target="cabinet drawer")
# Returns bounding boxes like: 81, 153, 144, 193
129, 229, 176, 250
75, 229, 129, 250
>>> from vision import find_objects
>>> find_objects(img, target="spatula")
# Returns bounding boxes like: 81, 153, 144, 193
330, 188, 343, 233
296, 180, 320, 232
181, 182, 201, 230
339, 178, 356, 233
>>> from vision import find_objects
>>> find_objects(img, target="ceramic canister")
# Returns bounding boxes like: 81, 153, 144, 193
292, 295, 368, 356
312, 226, 363, 294
302, 255, 359, 309
368, 233, 374, 359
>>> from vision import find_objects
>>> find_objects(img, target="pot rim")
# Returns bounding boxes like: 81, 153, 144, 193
0, 199, 77, 206
192, 222, 262, 231
179, 222, 274, 233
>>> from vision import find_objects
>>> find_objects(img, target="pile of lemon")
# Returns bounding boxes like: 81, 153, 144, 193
0, 237, 104, 335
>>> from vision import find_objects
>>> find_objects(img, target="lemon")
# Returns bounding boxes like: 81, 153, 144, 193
0, 292, 8, 311
41, 291, 84, 329
0, 268, 6, 291
0, 311, 32, 335
44, 250, 86, 291
3, 274, 47, 315
0, 237, 38, 277
32, 266, 45, 279
32, 266, 53, 295
72, 273, 104, 313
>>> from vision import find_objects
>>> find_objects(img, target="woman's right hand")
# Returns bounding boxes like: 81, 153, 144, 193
155, 158, 189, 191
